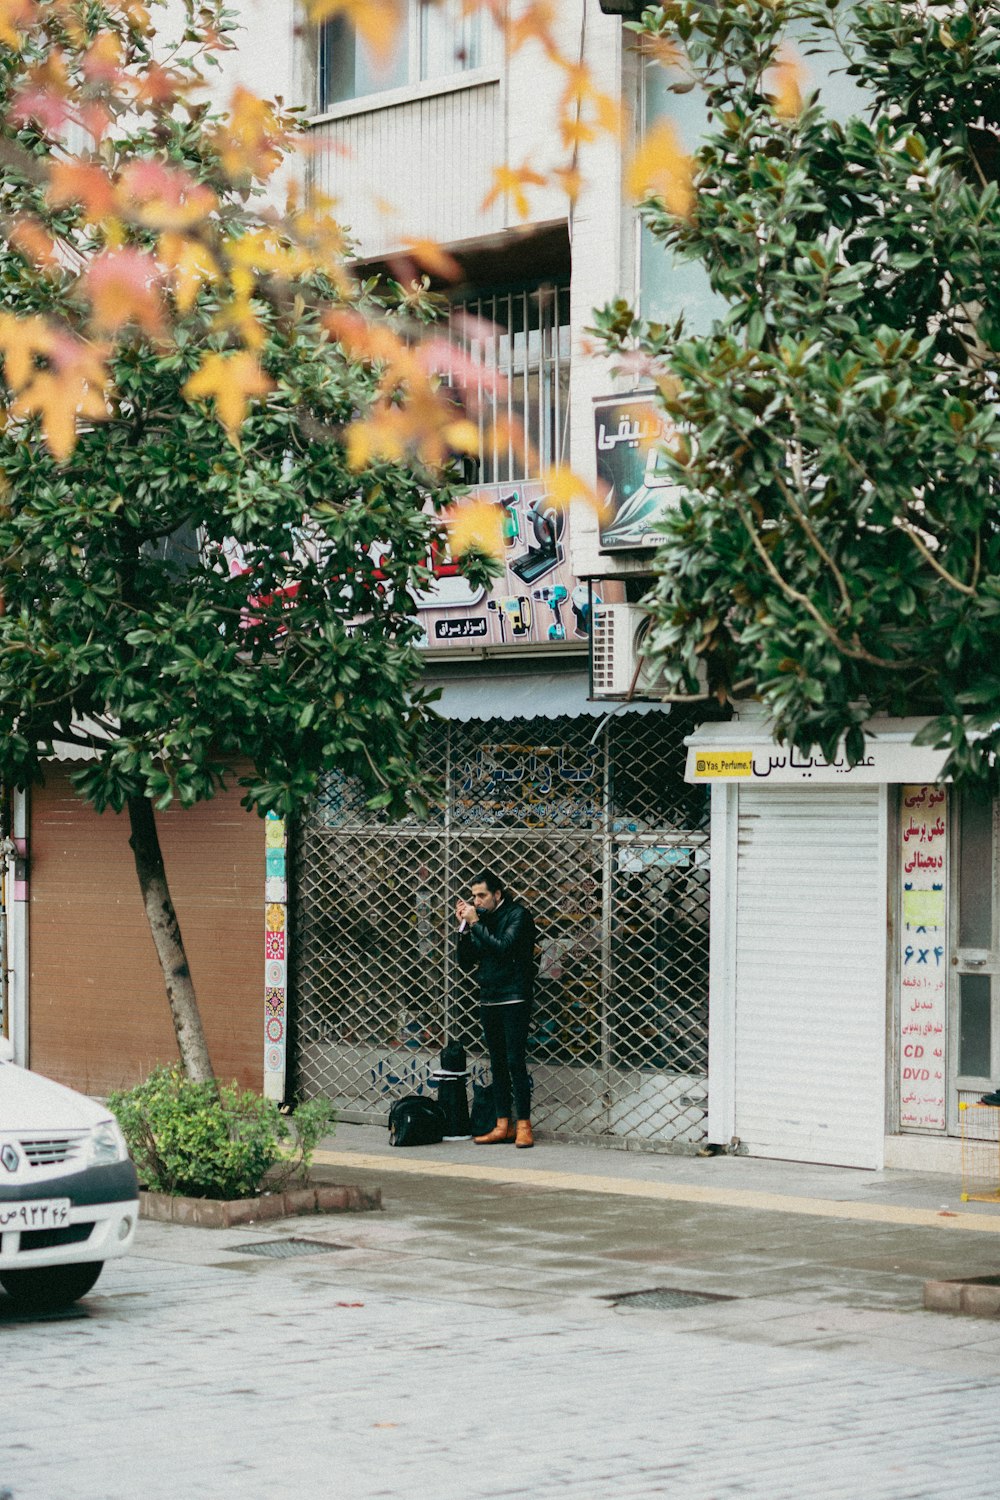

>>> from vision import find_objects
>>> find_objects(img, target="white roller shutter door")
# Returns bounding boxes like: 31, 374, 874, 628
734, 786, 886, 1168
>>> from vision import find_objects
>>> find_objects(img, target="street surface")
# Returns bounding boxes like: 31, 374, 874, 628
4, 1135, 1000, 1499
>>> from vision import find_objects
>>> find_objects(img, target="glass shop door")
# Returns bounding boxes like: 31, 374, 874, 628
950, 793, 1000, 1132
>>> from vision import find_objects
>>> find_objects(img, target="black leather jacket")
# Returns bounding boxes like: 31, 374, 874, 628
457, 899, 536, 1004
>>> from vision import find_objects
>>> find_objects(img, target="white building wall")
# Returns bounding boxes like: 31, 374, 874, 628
309, 77, 505, 253
158, 0, 299, 105
303, 2, 583, 259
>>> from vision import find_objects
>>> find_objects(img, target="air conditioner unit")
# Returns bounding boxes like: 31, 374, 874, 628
591, 603, 671, 700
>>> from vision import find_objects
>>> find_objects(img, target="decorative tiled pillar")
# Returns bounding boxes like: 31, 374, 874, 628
264, 812, 287, 1101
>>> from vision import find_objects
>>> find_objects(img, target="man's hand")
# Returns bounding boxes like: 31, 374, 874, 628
456, 899, 477, 927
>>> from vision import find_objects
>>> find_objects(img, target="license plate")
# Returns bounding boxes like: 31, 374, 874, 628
0, 1199, 71, 1232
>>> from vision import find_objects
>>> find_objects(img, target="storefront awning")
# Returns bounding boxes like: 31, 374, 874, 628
423, 671, 673, 721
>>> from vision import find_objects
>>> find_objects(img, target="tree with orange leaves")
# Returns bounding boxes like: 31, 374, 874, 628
0, 0, 498, 1080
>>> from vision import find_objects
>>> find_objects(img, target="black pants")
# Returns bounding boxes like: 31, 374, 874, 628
481, 1000, 532, 1122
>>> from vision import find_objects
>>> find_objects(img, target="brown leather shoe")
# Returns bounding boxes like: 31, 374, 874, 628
474, 1118, 516, 1144
515, 1120, 534, 1149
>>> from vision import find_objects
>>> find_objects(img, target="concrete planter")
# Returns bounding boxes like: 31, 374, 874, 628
923, 1276, 1000, 1317
139, 1182, 381, 1228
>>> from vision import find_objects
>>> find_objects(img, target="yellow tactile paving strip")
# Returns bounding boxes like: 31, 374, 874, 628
310, 1148, 1000, 1234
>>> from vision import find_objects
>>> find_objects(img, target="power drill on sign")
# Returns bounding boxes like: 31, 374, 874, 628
533, 584, 568, 641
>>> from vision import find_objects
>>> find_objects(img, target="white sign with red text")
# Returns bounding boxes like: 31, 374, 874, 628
899, 784, 947, 1131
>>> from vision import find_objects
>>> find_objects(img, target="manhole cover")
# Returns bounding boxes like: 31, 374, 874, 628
606, 1287, 736, 1310
231, 1238, 348, 1259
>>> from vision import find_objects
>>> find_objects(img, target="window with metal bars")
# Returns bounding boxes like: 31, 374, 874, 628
446, 282, 571, 485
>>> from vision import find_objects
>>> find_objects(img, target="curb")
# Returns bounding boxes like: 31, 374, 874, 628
309, 1148, 1000, 1233
924, 1277, 1000, 1317
139, 1183, 382, 1228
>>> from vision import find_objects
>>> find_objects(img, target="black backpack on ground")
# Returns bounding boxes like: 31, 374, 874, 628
387, 1095, 446, 1147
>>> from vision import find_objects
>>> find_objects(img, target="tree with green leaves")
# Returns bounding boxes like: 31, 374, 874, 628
598, 0, 1000, 785
0, 1, 490, 1080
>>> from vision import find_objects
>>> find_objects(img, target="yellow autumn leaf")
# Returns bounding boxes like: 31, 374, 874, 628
213, 87, 289, 184
442, 418, 479, 455
507, 1, 558, 57
447, 497, 505, 559
158, 233, 218, 314
595, 93, 623, 139
560, 116, 597, 151
550, 164, 582, 206
768, 52, 804, 119
558, 59, 596, 111
226, 229, 314, 280
0, 313, 55, 391
212, 267, 266, 350
346, 416, 404, 470
7, 335, 110, 462
626, 120, 695, 219
400, 238, 462, 281
183, 351, 274, 444
10, 372, 99, 461
303, 0, 404, 67
482, 163, 548, 222
0, 0, 35, 47
541, 464, 598, 511
117, 1, 151, 28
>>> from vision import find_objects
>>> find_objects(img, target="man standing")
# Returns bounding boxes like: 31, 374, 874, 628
456, 868, 536, 1149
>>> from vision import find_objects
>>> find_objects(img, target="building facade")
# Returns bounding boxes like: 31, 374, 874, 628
1, 2, 721, 1150
7, 4, 969, 1175
687, 710, 989, 1175
271, 1, 722, 1145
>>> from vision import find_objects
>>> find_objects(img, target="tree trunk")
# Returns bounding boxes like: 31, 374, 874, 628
126, 794, 215, 1083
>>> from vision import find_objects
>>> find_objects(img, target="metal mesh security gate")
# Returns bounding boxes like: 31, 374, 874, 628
292, 711, 715, 1148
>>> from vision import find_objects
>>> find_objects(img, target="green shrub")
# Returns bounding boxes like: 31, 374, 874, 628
108, 1067, 336, 1200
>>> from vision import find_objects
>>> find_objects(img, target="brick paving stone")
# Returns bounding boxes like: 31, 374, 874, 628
4, 1175, 1000, 1500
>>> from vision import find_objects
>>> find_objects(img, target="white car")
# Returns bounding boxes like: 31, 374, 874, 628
0, 1037, 139, 1311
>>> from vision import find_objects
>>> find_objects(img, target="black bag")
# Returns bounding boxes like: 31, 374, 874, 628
440, 1039, 467, 1074
469, 1082, 496, 1137
387, 1095, 446, 1147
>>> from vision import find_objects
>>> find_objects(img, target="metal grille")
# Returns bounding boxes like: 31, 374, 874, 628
446, 282, 571, 485
607, 1288, 736, 1310
231, 1239, 348, 1259
293, 711, 716, 1148
19, 1136, 83, 1167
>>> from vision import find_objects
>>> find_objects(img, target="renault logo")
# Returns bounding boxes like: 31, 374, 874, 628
0, 1144, 19, 1173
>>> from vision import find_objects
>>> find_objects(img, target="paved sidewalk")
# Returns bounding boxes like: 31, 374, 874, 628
313, 1122, 1000, 1232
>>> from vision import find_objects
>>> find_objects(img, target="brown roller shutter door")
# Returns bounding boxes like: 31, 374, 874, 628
29, 767, 262, 1095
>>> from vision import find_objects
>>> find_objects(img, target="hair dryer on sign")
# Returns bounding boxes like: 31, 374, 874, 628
533, 584, 568, 642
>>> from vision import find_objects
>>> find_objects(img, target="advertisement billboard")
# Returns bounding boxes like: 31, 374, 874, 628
416, 480, 621, 651
594, 392, 685, 552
